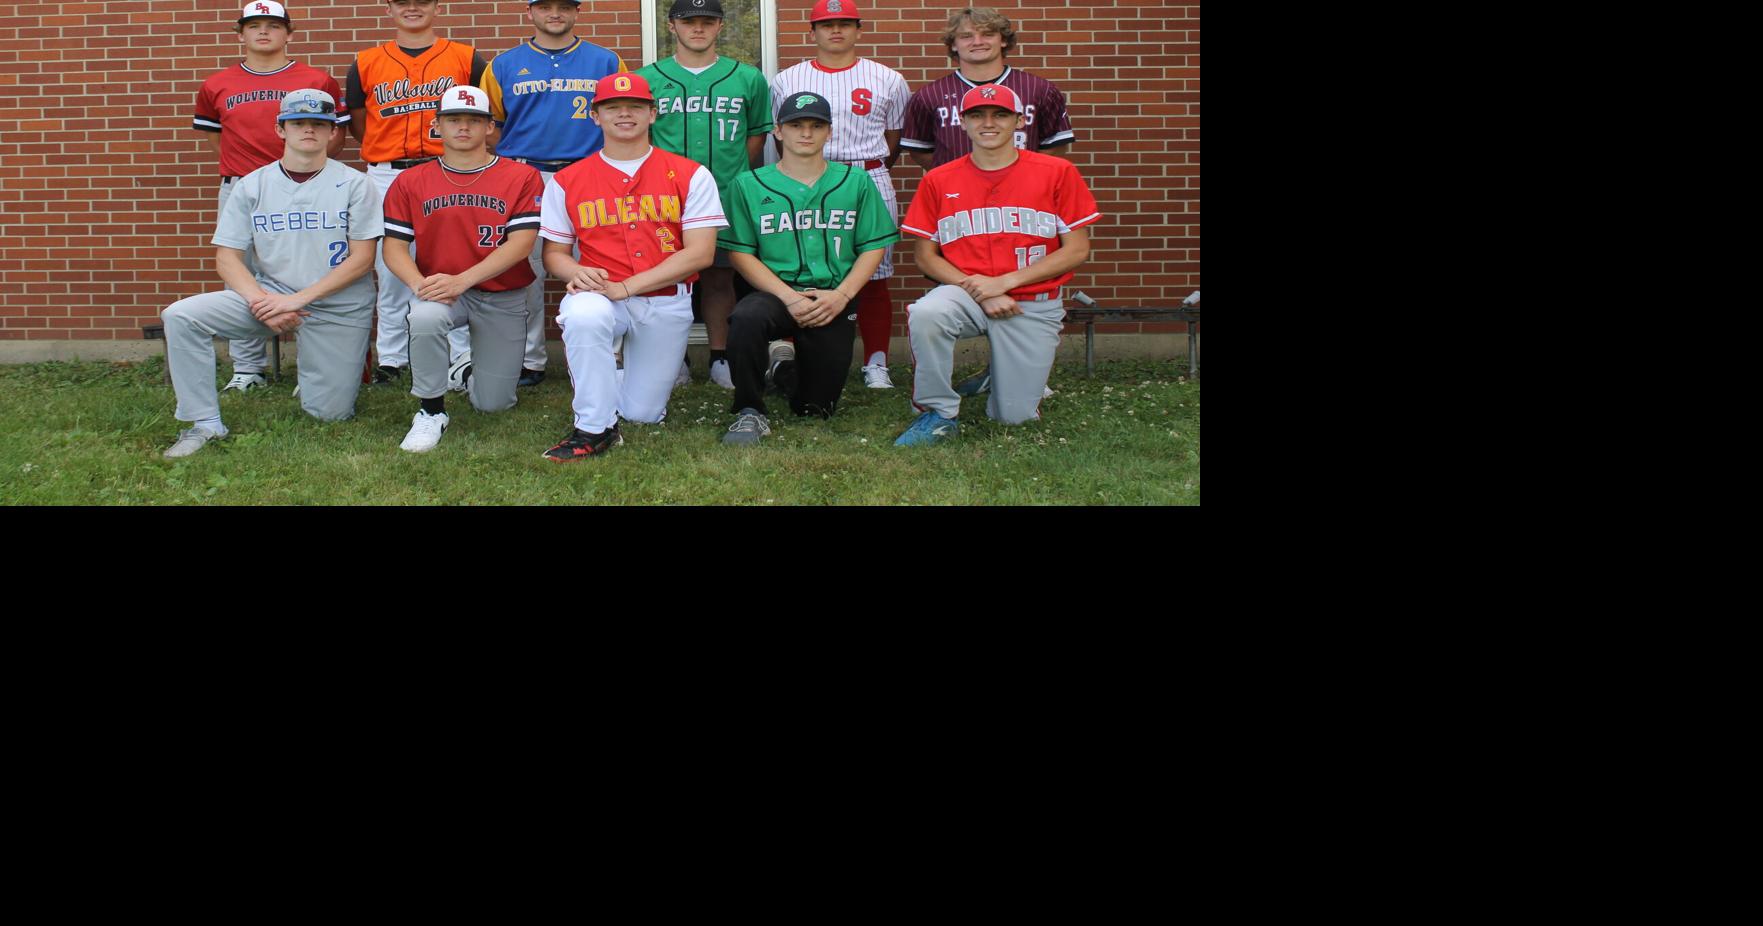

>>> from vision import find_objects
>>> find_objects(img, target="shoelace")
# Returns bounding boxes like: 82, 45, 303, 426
729, 414, 765, 433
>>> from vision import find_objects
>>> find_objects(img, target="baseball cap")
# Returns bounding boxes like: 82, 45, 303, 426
810, 0, 860, 23
277, 88, 339, 123
526, 0, 579, 4
668, 0, 724, 20
592, 72, 654, 107
438, 86, 491, 117
959, 84, 1022, 115
239, 1, 290, 25
778, 91, 833, 124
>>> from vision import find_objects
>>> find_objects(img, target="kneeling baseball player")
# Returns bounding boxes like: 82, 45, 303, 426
717, 90, 897, 444
381, 86, 544, 452
536, 72, 725, 460
160, 89, 382, 459
894, 84, 1100, 446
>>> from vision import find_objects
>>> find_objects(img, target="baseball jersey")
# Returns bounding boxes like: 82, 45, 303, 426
350, 40, 480, 164
383, 157, 546, 292
213, 159, 385, 325
901, 67, 1075, 168
636, 57, 772, 197
769, 59, 908, 163
483, 38, 627, 162
193, 62, 350, 177
539, 147, 727, 292
718, 162, 898, 290
901, 149, 1100, 300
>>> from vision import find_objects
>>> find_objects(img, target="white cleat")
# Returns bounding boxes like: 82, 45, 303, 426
862, 362, 894, 389
709, 358, 734, 389
164, 426, 227, 459
222, 372, 267, 393
447, 355, 472, 394
400, 410, 449, 453
674, 359, 691, 387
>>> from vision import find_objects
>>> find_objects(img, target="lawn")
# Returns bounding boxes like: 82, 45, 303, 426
0, 355, 1199, 505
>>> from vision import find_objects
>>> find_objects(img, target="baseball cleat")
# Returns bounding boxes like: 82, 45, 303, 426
674, 359, 691, 387
163, 426, 228, 459
447, 356, 473, 394
543, 425, 622, 461
518, 368, 546, 388
722, 408, 771, 446
893, 411, 959, 447
861, 362, 894, 389
372, 364, 407, 385
709, 358, 735, 389
954, 368, 991, 397
1043, 384, 1055, 398
399, 410, 449, 453
222, 372, 268, 393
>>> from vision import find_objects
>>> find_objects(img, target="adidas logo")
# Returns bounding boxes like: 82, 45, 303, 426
518, 68, 530, 76
760, 195, 775, 205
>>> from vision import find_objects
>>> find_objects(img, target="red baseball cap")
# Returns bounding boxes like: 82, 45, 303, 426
593, 72, 654, 107
959, 84, 1022, 115
810, 0, 860, 23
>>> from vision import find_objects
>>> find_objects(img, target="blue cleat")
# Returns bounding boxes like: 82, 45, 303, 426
894, 411, 959, 447
954, 368, 992, 397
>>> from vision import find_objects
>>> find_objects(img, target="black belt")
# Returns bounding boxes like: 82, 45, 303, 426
847, 159, 885, 171
512, 157, 577, 171
377, 157, 436, 170
221, 176, 242, 183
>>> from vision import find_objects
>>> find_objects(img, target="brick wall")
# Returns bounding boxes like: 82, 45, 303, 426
0, 0, 1198, 343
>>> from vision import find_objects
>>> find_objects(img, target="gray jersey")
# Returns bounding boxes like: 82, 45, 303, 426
214, 159, 384, 327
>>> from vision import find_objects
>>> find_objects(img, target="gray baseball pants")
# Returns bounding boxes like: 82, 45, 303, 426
407, 288, 525, 413
216, 178, 269, 375
163, 290, 368, 423
907, 284, 1064, 424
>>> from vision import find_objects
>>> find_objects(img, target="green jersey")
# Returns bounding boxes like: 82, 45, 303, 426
636, 56, 772, 197
718, 162, 899, 291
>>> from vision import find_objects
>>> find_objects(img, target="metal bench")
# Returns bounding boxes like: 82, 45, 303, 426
1064, 290, 1200, 379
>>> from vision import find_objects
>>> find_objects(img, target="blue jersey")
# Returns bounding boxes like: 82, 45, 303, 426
484, 38, 626, 162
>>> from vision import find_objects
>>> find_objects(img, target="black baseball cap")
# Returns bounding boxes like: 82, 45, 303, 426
669, 0, 724, 20
778, 91, 833, 125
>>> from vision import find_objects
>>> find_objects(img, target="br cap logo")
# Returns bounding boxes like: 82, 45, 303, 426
254, 2, 272, 13
456, 89, 475, 103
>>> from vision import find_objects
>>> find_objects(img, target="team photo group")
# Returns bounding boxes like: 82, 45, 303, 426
164, 0, 1101, 461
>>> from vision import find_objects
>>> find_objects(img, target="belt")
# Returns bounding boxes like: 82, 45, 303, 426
615, 282, 691, 299
1026, 289, 1061, 302
375, 157, 436, 170
847, 159, 885, 171
221, 176, 242, 183
512, 157, 577, 171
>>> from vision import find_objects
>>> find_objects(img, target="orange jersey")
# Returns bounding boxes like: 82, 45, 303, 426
354, 40, 476, 164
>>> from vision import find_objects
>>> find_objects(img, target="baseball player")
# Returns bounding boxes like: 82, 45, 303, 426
346, 0, 488, 385
769, 0, 910, 391
193, 1, 347, 395
901, 7, 1075, 171
382, 87, 545, 453
636, 0, 772, 390
160, 90, 383, 459
537, 72, 726, 460
894, 84, 1100, 446
482, 0, 626, 389
717, 91, 898, 445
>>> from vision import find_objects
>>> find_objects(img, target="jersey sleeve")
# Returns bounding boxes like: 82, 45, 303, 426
348, 172, 386, 241
1055, 161, 1101, 231
746, 68, 773, 135
715, 177, 757, 254
883, 70, 910, 133
1036, 82, 1075, 149
853, 174, 900, 253
194, 76, 221, 133
345, 60, 366, 111
483, 54, 509, 124
507, 165, 545, 234
469, 51, 489, 88
901, 89, 936, 152
899, 170, 940, 240
681, 165, 728, 231
212, 172, 255, 248
539, 175, 577, 244
382, 172, 415, 241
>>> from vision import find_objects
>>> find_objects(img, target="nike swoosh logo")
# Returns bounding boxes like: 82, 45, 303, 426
932, 426, 950, 436
336, 181, 349, 187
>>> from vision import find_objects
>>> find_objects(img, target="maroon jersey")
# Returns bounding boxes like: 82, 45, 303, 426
383, 157, 546, 292
194, 61, 349, 177
901, 67, 1074, 169
900, 149, 1100, 300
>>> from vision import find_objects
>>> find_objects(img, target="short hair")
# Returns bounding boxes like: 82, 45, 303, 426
942, 7, 1016, 62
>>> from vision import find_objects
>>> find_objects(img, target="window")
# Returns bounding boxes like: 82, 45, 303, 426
643, 0, 777, 76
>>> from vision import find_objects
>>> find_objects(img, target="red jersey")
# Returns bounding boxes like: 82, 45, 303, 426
900, 149, 1101, 299
901, 67, 1075, 169
538, 147, 726, 294
193, 61, 348, 177
383, 157, 546, 292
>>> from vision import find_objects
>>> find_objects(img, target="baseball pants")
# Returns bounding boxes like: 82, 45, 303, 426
857, 165, 899, 361
367, 163, 471, 368
557, 287, 692, 433
216, 178, 269, 375
907, 284, 1064, 425
163, 290, 368, 424
727, 291, 856, 419
519, 168, 572, 373
407, 288, 526, 413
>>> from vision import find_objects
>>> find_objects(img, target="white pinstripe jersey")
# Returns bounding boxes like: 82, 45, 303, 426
770, 58, 909, 163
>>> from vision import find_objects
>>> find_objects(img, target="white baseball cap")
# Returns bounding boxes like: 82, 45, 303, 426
277, 89, 339, 123
239, 1, 290, 25
438, 86, 491, 117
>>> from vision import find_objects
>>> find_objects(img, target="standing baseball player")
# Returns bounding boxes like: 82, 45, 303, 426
346, 0, 488, 386
381, 87, 545, 453
769, 0, 910, 391
160, 90, 382, 459
537, 72, 725, 460
901, 7, 1075, 171
193, 1, 347, 395
717, 91, 897, 445
636, 0, 771, 390
894, 84, 1099, 446
482, 0, 626, 389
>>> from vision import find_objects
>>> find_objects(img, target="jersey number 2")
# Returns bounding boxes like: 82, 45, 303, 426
655, 227, 678, 253
573, 96, 589, 120
478, 225, 508, 247
328, 240, 348, 267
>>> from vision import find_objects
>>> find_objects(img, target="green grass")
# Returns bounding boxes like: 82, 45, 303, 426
0, 356, 1200, 505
